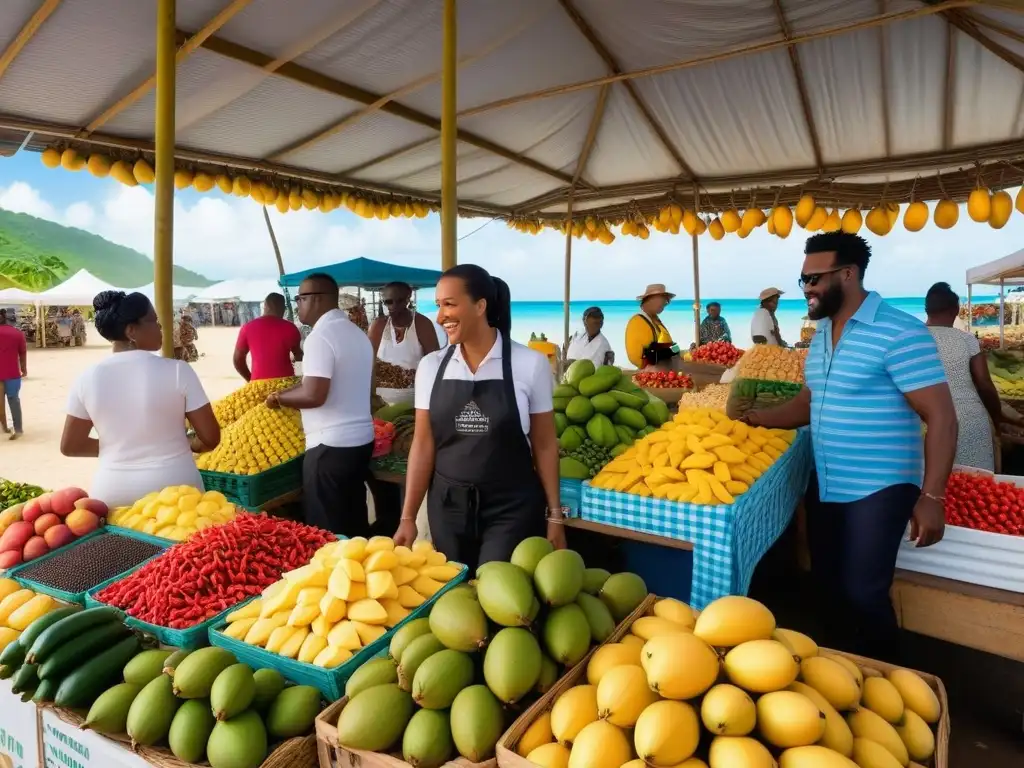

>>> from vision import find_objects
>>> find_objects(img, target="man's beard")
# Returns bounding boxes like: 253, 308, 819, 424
807, 281, 844, 320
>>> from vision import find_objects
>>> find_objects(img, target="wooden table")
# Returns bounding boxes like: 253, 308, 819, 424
892, 569, 1024, 663
562, 517, 693, 551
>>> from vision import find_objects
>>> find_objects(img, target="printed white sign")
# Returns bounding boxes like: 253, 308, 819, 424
41, 709, 149, 768
0, 679, 40, 768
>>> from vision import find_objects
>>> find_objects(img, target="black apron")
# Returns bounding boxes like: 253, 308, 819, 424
427, 334, 546, 573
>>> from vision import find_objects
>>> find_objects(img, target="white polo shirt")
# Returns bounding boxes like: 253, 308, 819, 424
750, 307, 779, 346
567, 331, 613, 368
301, 309, 375, 449
414, 332, 554, 436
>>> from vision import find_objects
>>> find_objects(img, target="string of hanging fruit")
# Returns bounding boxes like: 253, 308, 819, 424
38, 146, 438, 220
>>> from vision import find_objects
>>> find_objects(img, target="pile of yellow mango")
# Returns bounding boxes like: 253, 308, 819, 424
220, 537, 461, 669
590, 408, 795, 505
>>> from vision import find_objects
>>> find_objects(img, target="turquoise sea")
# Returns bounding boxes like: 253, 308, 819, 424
494, 295, 999, 363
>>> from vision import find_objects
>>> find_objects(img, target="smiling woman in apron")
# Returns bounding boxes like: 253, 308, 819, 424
393, 265, 566, 571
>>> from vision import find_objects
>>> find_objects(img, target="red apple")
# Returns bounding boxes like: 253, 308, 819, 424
22, 535, 49, 562
73, 498, 109, 517
21, 494, 52, 524
43, 524, 74, 551
50, 487, 88, 518
0, 521, 34, 554
33, 513, 61, 537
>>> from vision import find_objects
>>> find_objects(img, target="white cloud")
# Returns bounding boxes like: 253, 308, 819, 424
1, 174, 1024, 300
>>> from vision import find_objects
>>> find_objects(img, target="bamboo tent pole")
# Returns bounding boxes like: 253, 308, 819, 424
261, 205, 295, 321
562, 194, 574, 367
692, 185, 702, 347
440, 0, 458, 271
154, 0, 176, 358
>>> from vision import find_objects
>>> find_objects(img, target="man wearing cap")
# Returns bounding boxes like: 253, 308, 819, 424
567, 307, 614, 368
625, 284, 679, 370
751, 287, 787, 346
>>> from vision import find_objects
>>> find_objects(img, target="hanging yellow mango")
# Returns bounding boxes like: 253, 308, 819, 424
902, 201, 928, 232
967, 188, 991, 222
795, 194, 816, 228
215, 174, 233, 194
840, 208, 862, 234
806, 206, 828, 231
61, 148, 85, 172
989, 190, 1013, 229
721, 208, 741, 233
771, 206, 793, 238
821, 209, 842, 232
193, 172, 215, 193
708, 217, 725, 240
87, 154, 111, 178
933, 199, 958, 229
865, 205, 891, 236
174, 169, 194, 190
111, 160, 138, 187
41, 147, 61, 168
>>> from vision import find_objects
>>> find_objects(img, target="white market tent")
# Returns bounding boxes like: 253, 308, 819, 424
1, 0, 1023, 348
0, 285, 40, 305
135, 282, 200, 304
32, 269, 118, 306
192, 279, 282, 303
966, 246, 1024, 346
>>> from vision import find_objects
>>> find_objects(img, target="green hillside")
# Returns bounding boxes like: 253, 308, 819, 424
0, 208, 212, 290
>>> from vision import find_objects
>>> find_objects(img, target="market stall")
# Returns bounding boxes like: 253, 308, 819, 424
189, 279, 284, 327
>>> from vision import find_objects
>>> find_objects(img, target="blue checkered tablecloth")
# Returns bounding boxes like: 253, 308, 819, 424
578, 429, 812, 610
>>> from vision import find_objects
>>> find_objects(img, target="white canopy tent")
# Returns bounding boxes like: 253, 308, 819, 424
191, 279, 281, 303
965, 248, 1024, 348
0, 286, 41, 305
33, 269, 119, 307
135, 282, 200, 305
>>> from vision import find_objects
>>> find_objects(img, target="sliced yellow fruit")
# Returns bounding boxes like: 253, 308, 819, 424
327, 620, 363, 650
313, 645, 353, 669
287, 604, 320, 628
338, 559, 366, 582
261, 582, 301, 618
338, 537, 368, 561
7, 594, 55, 630
366, 536, 396, 554
351, 621, 388, 645
298, 633, 328, 664
0, 590, 35, 623
364, 551, 399, 573
244, 617, 281, 647
424, 551, 448, 567
420, 565, 460, 582
392, 566, 419, 586
366, 572, 399, 600
297, 587, 327, 606
226, 600, 262, 623
328, 570, 366, 601
411, 576, 444, 598
380, 599, 411, 627
223, 618, 257, 640
397, 586, 426, 609
412, 540, 435, 554
279, 627, 309, 659
319, 595, 347, 623
310, 614, 333, 638
265, 625, 298, 654
393, 546, 415, 566
348, 599, 388, 625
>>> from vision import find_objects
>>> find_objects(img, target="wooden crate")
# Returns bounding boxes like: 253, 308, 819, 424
496, 604, 950, 768
317, 596, 656, 768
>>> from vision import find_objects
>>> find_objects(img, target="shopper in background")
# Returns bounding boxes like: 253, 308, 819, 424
751, 287, 786, 346
267, 274, 375, 538
60, 292, 220, 507
746, 232, 956, 662
699, 301, 732, 345
393, 264, 565, 572
234, 292, 304, 382
625, 284, 679, 370
925, 281, 1000, 471
566, 306, 614, 367
0, 308, 27, 439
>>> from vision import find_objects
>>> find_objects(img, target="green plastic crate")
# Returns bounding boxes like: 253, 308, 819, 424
208, 564, 468, 701
200, 455, 304, 510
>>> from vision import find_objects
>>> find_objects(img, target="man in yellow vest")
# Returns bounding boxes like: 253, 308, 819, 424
625, 283, 680, 370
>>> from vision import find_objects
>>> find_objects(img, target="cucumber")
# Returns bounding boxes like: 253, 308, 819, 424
0, 662, 18, 680
33, 677, 59, 704
20, 686, 37, 703
11, 663, 38, 695
55, 636, 141, 710
0, 639, 26, 668
39, 622, 132, 680
19, 606, 80, 650
28, 607, 121, 663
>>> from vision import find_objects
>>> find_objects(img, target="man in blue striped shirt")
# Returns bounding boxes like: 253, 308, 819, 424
748, 232, 957, 661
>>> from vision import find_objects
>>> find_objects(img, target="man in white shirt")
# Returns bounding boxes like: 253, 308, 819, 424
751, 287, 787, 346
566, 306, 614, 368
267, 273, 375, 536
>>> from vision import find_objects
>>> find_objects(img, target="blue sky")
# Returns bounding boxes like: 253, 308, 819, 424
2, 151, 1023, 301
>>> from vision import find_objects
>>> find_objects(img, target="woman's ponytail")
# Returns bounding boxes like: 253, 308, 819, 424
488, 277, 512, 337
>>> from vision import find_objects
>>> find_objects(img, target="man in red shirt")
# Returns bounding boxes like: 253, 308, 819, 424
0, 309, 27, 439
233, 293, 303, 382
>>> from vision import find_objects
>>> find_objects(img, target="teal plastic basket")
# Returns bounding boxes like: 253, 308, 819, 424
84, 559, 247, 650
199, 456, 304, 511
103, 525, 175, 547
208, 564, 468, 701
9, 530, 168, 605
560, 479, 583, 518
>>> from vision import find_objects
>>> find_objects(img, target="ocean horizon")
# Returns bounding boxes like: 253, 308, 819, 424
473, 295, 1002, 363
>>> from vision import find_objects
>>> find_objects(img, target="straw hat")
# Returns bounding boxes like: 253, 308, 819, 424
759, 287, 784, 301
637, 283, 676, 302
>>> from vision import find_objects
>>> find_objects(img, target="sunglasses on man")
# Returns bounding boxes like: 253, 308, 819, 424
798, 266, 848, 288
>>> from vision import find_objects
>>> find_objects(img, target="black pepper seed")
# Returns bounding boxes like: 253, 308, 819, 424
16, 533, 164, 594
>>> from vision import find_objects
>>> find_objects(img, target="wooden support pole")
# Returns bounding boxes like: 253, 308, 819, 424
692, 186, 702, 347
440, 0, 458, 271
154, 0, 176, 358
562, 195, 574, 363
262, 205, 293, 321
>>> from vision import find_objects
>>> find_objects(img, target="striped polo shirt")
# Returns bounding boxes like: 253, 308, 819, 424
805, 291, 947, 502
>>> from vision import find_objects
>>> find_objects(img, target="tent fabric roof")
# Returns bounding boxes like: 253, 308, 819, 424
192, 278, 283, 303
966, 248, 1024, 286
135, 282, 202, 303
280, 257, 443, 289
0, 285, 41, 305
33, 269, 119, 306
1, 1, 1023, 221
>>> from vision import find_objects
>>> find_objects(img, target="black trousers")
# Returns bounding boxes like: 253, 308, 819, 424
366, 474, 402, 538
806, 476, 917, 663
302, 441, 374, 538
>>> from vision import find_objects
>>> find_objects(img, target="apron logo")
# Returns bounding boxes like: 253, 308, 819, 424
455, 400, 490, 435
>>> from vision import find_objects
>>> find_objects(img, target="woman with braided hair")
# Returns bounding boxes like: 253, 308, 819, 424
59, 291, 221, 507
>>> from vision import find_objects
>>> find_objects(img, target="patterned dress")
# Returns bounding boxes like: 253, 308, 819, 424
929, 326, 994, 471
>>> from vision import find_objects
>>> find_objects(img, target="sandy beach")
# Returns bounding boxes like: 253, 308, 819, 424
3, 327, 281, 491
